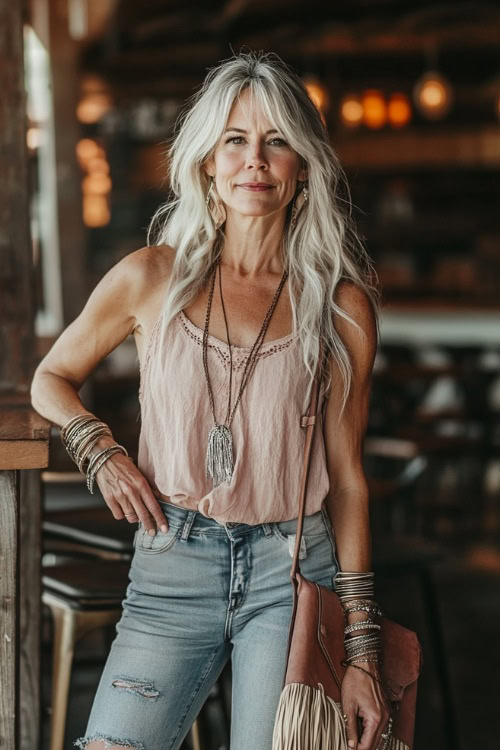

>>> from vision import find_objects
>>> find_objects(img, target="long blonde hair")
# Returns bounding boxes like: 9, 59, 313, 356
147, 50, 380, 420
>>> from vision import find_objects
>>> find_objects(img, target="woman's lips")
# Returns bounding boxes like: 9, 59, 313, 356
238, 184, 274, 191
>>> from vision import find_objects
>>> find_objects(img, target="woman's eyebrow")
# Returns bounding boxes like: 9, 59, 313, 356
223, 127, 279, 134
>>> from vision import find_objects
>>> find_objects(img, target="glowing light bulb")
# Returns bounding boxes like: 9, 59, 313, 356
388, 93, 412, 128
362, 90, 387, 129
413, 71, 452, 120
340, 94, 363, 128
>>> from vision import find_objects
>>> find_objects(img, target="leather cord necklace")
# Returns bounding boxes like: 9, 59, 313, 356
203, 255, 288, 487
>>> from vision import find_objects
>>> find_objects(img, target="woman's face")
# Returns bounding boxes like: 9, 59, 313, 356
206, 88, 307, 220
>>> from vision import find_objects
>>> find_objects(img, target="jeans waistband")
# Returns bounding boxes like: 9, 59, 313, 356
157, 498, 275, 542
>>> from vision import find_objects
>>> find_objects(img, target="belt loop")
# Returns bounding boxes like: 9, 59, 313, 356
180, 510, 196, 541
262, 522, 272, 537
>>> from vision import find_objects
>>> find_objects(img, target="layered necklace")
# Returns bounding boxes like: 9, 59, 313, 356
203, 256, 289, 488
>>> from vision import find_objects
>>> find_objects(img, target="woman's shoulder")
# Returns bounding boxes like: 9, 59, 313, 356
333, 279, 378, 335
109, 245, 176, 327
120, 244, 176, 290
330, 280, 378, 375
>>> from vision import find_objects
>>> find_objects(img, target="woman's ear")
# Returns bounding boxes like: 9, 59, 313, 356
298, 160, 308, 183
203, 158, 215, 178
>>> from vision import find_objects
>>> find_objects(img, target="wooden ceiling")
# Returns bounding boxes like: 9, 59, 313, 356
81, 0, 500, 101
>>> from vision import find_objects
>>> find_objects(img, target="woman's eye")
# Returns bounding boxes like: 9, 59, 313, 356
225, 136, 288, 146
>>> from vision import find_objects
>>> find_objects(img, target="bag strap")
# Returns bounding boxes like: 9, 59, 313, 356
290, 339, 326, 580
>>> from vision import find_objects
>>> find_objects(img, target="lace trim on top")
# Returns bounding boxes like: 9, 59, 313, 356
177, 309, 298, 370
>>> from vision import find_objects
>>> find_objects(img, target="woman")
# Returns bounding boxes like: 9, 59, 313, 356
31, 51, 390, 750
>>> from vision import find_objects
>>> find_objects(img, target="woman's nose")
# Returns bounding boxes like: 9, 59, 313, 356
245, 143, 268, 170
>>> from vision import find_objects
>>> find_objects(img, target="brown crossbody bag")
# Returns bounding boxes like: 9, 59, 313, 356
272, 345, 423, 750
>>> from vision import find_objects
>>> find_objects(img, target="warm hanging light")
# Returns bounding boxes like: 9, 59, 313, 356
76, 138, 111, 227
413, 71, 452, 120
362, 90, 387, 129
77, 93, 113, 124
83, 195, 110, 227
82, 173, 112, 195
340, 94, 363, 128
304, 75, 329, 113
387, 93, 412, 128
76, 138, 102, 165
77, 74, 113, 124
303, 75, 329, 126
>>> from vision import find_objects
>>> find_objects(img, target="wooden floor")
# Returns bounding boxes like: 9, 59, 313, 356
40, 485, 500, 750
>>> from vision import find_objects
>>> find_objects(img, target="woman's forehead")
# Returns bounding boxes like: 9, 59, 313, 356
226, 90, 276, 130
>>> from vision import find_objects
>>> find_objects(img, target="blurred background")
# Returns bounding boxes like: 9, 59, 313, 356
2, 0, 500, 749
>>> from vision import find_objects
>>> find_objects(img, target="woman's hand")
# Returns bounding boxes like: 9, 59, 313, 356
92, 437, 168, 535
341, 662, 391, 750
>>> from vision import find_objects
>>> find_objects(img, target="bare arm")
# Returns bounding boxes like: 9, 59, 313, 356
322, 281, 377, 573
30, 246, 170, 533
322, 282, 389, 750
31, 255, 136, 424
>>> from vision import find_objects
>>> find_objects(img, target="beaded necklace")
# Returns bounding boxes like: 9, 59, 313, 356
203, 256, 288, 487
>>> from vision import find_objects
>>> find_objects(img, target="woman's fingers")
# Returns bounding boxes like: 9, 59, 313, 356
117, 479, 156, 533
118, 479, 168, 533
356, 713, 379, 750
357, 708, 391, 750
139, 481, 168, 533
344, 707, 358, 749
121, 507, 139, 523
94, 454, 169, 533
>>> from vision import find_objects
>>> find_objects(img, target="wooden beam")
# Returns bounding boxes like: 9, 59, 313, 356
302, 17, 500, 56
336, 126, 500, 170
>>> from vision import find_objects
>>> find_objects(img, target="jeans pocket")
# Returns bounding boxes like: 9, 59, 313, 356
271, 526, 308, 559
136, 523, 181, 554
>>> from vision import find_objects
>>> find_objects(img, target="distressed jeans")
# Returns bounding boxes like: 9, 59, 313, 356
75, 499, 340, 750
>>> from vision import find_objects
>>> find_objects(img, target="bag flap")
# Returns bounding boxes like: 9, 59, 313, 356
379, 618, 423, 699
315, 585, 422, 701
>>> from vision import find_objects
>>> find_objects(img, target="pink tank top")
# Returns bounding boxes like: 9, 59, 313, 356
137, 308, 330, 524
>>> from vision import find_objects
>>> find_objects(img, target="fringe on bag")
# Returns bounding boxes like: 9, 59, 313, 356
272, 682, 347, 750
272, 682, 410, 750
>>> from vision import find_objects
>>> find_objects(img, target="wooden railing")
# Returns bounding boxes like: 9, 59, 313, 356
0, 393, 51, 750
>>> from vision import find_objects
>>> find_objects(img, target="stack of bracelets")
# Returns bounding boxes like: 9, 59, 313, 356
60, 414, 129, 493
335, 570, 394, 748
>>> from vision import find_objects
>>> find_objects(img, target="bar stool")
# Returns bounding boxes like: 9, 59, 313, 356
43, 505, 136, 561
43, 561, 207, 750
42, 561, 130, 750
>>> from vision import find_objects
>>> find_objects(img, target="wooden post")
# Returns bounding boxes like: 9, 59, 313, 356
0, 6, 51, 747
0, 0, 35, 391
0, 397, 51, 750
47, 0, 87, 326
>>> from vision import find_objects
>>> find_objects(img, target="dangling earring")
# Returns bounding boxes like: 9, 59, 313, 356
205, 175, 226, 230
290, 180, 309, 231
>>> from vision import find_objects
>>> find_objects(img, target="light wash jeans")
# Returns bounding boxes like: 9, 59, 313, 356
75, 499, 339, 750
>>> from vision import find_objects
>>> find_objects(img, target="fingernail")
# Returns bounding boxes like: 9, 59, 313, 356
161, 525, 168, 533
348, 742, 355, 748
148, 528, 156, 536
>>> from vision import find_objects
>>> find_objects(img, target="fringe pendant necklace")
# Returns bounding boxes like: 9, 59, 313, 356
203, 256, 288, 488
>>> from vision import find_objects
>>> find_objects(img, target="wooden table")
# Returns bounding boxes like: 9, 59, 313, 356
0, 393, 51, 750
